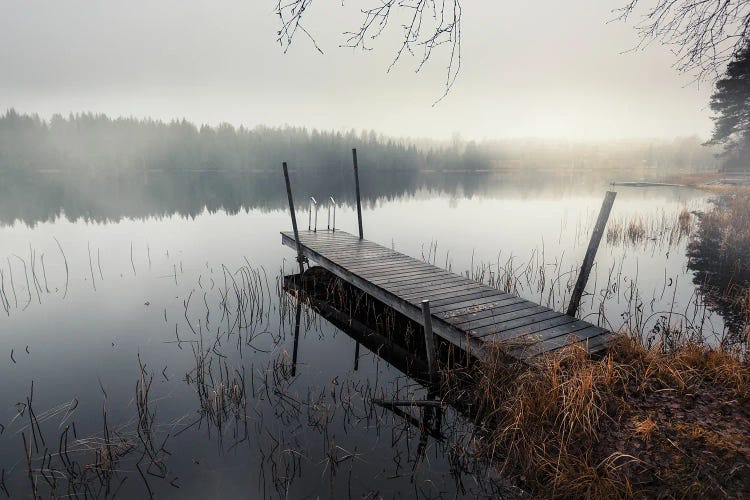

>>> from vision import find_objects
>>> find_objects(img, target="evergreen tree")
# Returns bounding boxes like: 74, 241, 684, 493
707, 44, 750, 170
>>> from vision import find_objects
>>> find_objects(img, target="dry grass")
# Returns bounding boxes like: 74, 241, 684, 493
632, 416, 657, 442
673, 422, 746, 455
626, 219, 646, 243
443, 334, 750, 498
605, 209, 694, 248
678, 207, 692, 234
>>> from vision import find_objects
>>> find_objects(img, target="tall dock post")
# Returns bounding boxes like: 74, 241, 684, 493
421, 300, 438, 383
282, 162, 305, 275
352, 148, 364, 239
567, 191, 617, 317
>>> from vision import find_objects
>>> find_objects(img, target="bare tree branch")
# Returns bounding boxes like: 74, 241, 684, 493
275, 0, 324, 54
615, 0, 750, 80
274, 0, 462, 103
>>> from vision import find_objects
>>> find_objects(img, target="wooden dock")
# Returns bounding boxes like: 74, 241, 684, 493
281, 229, 610, 360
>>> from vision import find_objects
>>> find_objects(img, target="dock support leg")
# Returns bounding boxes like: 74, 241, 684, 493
282, 162, 305, 276
567, 191, 617, 317
352, 148, 364, 240
421, 300, 437, 384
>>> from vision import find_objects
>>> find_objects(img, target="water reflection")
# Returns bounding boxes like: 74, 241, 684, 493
0, 168, 667, 226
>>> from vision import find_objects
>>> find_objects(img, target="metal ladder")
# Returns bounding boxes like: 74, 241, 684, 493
308, 196, 337, 232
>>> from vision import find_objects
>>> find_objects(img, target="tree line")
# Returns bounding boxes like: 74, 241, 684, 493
0, 109, 719, 176
0, 109, 494, 174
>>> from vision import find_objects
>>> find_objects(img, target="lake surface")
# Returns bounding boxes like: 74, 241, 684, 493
0, 170, 725, 497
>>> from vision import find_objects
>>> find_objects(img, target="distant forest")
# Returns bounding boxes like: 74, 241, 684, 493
0, 109, 477, 174
0, 109, 720, 225
0, 109, 718, 174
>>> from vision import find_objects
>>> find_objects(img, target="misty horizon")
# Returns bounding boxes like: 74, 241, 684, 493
0, 0, 715, 141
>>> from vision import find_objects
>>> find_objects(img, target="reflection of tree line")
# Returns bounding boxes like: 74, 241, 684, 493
0, 168, 614, 226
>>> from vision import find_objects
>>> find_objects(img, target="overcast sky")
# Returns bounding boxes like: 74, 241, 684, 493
0, 0, 714, 141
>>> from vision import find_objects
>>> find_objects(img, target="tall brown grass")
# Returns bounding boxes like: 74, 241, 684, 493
443, 334, 750, 498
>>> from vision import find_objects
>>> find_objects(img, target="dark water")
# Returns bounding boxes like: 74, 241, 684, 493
0, 169, 731, 498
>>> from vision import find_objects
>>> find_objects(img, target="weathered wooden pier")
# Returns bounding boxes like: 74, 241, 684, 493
281, 151, 613, 362
282, 230, 609, 360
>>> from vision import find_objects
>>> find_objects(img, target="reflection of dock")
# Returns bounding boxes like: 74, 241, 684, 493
281, 230, 609, 360
283, 269, 429, 377
284, 269, 444, 442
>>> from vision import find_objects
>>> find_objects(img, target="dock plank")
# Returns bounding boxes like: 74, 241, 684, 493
467, 307, 556, 336
385, 275, 472, 292
428, 289, 500, 307
400, 282, 488, 302
347, 259, 432, 272
447, 297, 529, 324
369, 269, 455, 285
432, 294, 516, 315
364, 267, 448, 282
457, 303, 545, 330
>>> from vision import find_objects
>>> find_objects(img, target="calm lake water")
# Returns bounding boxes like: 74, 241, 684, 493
0, 170, 723, 497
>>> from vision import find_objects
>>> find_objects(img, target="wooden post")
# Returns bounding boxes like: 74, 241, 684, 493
567, 191, 617, 317
421, 300, 437, 383
282, 162, 305, 275
352, 148, 363, 240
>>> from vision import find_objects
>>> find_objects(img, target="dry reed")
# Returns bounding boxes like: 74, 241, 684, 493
442, 334, 750, 498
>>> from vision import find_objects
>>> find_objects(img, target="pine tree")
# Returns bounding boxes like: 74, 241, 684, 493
707, 44, 750, 171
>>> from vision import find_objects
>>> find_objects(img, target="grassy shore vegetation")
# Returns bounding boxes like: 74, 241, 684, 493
444, 336, 750, 498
